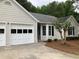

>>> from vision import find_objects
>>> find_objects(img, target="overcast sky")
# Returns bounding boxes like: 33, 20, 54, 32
28, 0, 67, 7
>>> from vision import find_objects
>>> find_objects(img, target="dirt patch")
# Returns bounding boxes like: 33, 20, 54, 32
45, 40, 79, 55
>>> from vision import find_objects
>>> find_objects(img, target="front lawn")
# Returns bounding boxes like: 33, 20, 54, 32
45, 40, 79, 55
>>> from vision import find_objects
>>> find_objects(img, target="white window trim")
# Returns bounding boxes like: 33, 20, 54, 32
48, 25, 54, 36
42, 25, 46, 36
68, 27, 75, 36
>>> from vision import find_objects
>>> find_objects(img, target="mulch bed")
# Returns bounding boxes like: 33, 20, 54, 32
45, 40, 79, 55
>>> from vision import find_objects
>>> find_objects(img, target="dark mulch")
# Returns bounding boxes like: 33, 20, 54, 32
45, 40, 79, 55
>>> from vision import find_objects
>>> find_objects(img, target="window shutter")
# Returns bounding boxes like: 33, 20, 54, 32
42, 26, 46, 35
73, 27, 75, 35
52, 26, 54, 36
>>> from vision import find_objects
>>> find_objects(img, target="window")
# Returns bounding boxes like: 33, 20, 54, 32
11, 29, 16, 34
49, 26, 51, 35
23, 29, 27, 33
0, 29, 4, 33
17, 29, 22, 33
28, 29, 32, 33
42, 26, 46, 35
52, 26, 54, 36
68, 27, 74, 35
49, 26, 54, 36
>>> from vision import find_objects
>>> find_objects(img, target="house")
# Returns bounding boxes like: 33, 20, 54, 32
31, 13, 79, 41
0, 0, 38, 46
0, 0, 79, 46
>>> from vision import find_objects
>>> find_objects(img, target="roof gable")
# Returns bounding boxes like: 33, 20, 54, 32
12, 0, 39, 22
67, 16, 79, 26
59, 15, 79, 26
59, 16, 71, 22
0, 0, 39, 24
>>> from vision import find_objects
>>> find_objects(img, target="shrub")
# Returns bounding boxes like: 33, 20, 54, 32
66, 37, 79, 41
54, 39, 58, 41
47, 39, 52, 42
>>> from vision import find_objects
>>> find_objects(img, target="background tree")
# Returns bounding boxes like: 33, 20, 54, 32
55, 2, 65, 17
46, 2, 58, 16
16, 0, 79, 23
64, 0, 74, 16
16, 0, 37, 12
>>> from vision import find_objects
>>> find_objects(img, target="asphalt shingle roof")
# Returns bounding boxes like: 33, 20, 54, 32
59, 16, 71, 21
30, 12, 57, 23
30, 12, 75, 24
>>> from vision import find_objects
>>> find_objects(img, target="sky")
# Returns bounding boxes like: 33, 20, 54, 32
28, 0, 67, 7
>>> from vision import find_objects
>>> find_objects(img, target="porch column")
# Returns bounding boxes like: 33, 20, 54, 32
5, 22, 11, 46
40, 24, 42, 41
46, 24, 49, 40
34, 22, 38, 43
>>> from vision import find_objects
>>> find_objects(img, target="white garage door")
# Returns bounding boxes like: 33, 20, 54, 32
0, 24, 6, 46
9, 24, 34, 45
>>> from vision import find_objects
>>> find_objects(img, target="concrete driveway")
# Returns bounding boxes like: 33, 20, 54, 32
0, 43, 79, 59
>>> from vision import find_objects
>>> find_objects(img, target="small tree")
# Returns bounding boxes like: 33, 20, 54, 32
62, 21, 71, 44
53, 19, 71, 44
53, 19, 63, 40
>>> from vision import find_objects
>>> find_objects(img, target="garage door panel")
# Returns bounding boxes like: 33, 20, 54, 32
0, 24, 6, 46
9, 24, 34, 45
0, 34, 6, 46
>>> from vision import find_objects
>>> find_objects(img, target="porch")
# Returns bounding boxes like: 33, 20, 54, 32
37, 23, 78, 41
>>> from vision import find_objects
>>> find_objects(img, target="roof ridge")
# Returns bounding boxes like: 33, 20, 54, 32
30, 12, 57, 18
